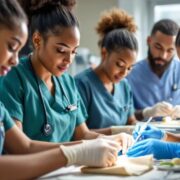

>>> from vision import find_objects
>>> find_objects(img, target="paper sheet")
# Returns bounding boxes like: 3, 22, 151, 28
81, 155, 153, 176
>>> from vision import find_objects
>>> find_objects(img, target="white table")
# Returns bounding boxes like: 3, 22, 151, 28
39, 165, 180, 180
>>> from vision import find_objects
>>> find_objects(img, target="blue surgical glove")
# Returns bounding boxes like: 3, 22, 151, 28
133, 124, 165, 141
127, 139, 180, 159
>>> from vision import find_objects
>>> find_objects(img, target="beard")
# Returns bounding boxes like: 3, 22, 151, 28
148, 48, 174, 73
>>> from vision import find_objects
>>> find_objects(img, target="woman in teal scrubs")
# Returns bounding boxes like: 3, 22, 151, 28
0, 0, 133, 150
0, 0, 123, 178
75, 8, 138, 135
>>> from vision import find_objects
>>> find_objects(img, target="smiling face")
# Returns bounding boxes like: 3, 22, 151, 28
33, 26, 80, 77
101, 48, 137, 83
147, 31, 176, 71
0, 22, 28, 76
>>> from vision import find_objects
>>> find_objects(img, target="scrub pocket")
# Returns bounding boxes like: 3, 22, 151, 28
0, 121, 5, 155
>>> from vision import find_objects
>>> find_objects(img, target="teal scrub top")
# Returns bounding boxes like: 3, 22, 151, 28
0, 102, 14, 155
75, 68, 135, 129
0, 57, 88, 142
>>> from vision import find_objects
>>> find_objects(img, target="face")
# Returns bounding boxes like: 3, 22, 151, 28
0, 22, 28, 76
101, 48, 137, 83
35, 26, 80, 77
147, 31, 176, 71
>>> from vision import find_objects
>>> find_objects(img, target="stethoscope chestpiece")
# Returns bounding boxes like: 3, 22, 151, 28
65, 104, 77, 112
43, 123, 53, 136
172, 84, 178, 91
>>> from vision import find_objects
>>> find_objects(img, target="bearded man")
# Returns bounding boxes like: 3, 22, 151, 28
127, 19, 180, 121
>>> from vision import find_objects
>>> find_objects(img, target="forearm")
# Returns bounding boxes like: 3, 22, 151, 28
127, 115, 138, 125
166, 132, 180, 142
79, 130, 100, 140
0, 148, 67, 180
74, 123, 101, 140
135, 110, 144, 121
29, 140, 82, 153
90, 128, 111, 135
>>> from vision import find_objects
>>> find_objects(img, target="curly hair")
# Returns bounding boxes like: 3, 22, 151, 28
96, 8, 138, 52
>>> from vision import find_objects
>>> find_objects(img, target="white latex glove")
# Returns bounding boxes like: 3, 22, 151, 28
100, 133, 134, 154
143, 101, 173, 118
60, 138, 120, 167
171, 105, 180, 119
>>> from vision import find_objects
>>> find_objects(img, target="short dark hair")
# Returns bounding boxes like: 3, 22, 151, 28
151, 19, 179, 36
0, 0, 27, 30
176, 29, 180, 47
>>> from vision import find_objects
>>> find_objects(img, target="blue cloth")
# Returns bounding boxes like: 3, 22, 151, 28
127, 59, 180, 110
0, 57, 88, 142
0, 102, 14, 155
75, 68, 135, 129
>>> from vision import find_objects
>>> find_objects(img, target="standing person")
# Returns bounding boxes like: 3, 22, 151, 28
0, 0, 122, 179
127, 19, 180, 121
75, 8, 138, 135
0, 0, 133, 150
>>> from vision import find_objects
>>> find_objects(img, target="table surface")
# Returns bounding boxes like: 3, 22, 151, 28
39, 165, 180, 180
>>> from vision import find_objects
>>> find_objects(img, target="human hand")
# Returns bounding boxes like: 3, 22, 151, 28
127, 139, 180, 159
133, 124, 165, 141
60, 138, 121, 167
101, 133, 134, 154
143, 101, 173, 118
171, 105, 180, 119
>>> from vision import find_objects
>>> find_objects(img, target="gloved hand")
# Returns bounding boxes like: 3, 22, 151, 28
133, 124, 166, 141
143, 101, 173, 118
101, 133, 134, 154
127, 139, 180, 159
171, 105, 180, 119
60, 138, 121, 167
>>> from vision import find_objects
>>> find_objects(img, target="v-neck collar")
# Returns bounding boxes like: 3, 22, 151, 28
145, 59, 175, 85
39, 76, 57, 104
90, 69, 117, 99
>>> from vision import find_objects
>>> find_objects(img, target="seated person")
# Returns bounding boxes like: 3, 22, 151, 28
0, 0, 133, 154
127, 19, 180, 121
75, 8, 138, 135
0, 0, 121, 179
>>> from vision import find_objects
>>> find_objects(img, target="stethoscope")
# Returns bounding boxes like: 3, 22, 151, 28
29, 57, 77, 136
168, 63, 180, 102
171, 62, 180, 91
172, 64, 178, 91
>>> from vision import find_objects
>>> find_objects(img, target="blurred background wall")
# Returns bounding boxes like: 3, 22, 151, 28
69, 0, 180, 75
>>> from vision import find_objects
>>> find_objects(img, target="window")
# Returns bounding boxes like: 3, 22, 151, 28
154, 4, 180, 25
